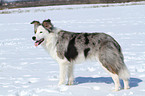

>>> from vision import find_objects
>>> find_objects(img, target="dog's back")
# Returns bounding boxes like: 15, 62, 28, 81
56, 31, 121, 62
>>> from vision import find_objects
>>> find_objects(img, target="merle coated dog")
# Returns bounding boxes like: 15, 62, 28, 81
31, 19, 130, 91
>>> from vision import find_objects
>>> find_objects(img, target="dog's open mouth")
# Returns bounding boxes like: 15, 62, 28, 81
35, 38, 44, 46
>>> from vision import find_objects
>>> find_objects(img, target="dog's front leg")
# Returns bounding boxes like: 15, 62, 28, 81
58, 62, 67, 85
67, 63, 74, 85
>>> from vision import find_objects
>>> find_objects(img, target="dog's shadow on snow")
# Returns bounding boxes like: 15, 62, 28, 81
75, 77, 142, 88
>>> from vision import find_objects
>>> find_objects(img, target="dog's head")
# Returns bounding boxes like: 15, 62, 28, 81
31, 19, 53, 46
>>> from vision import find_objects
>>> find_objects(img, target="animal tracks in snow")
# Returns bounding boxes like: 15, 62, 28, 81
28, 78, 40, 83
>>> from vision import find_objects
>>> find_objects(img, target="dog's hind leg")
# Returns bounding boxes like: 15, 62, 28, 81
67, 63, 74, 85
98, 41, 130, 91
101, 64, 121, 91
123, 79, 130, 90
110, 73, 121, 91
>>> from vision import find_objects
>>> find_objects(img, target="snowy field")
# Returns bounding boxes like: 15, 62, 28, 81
0, 2, 145, 96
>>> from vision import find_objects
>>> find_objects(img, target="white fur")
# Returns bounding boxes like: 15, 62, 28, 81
35, 26, 71, 85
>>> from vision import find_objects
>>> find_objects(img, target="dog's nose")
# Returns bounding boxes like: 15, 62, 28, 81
32, 36, 36, 41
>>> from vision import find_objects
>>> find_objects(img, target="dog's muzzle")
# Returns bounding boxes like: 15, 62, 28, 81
32, 36, 44, 47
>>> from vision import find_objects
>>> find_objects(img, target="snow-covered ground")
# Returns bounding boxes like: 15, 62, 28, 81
0, 2, 145, 96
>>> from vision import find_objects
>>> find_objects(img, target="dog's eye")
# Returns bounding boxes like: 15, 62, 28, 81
40, 31, 43, 33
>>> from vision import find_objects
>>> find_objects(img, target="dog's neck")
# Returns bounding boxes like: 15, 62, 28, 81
51, 27, 61, 33
41, 28, 60, 59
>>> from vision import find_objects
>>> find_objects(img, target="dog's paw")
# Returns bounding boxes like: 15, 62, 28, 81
67, 81, 74, 86
124, 86, 130, 90
58, 81, 65, 86
112, 89, 120, 92
66, 83, 73, 86
112, 87, 121, 92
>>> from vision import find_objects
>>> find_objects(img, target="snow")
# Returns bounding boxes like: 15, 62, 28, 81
0, 2, 145, 96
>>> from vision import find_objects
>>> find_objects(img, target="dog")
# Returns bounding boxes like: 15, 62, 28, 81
31, 19, 130, 91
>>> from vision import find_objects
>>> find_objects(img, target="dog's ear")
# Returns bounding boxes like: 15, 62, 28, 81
31, 21, 40, 25
31, 21, 41, 33
42, 19, 53, 32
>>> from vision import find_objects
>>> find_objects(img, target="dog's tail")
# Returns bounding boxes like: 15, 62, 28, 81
99, 41, 130, 80
118, 64, 130, 80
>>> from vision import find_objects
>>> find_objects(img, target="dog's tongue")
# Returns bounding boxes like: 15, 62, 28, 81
35, 42, 39, 47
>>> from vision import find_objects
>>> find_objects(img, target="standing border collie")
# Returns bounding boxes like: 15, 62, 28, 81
31, 19, 130, 91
